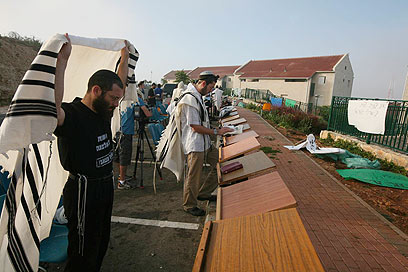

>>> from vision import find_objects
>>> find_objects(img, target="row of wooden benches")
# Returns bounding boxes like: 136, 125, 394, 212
192, 108, 325, 271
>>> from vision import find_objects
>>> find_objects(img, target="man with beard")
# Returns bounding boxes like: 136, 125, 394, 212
53, 34, 129, 271
179, 71, 234, 216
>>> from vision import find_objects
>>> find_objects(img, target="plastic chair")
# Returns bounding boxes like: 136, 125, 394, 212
148, 123, 160, 145
0, 166, 11, 195
0, 194, 6, 213
39, 224, 69, 264
157, 104, 168, 116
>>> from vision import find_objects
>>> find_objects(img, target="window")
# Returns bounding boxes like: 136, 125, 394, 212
345, 66, 347, 70
240, 79, 246, 82
347, 80, 351, 88
228, 78, 231, 82
284, 79, 307, 82
249, 79, 259, 82
318, 76, 326, 85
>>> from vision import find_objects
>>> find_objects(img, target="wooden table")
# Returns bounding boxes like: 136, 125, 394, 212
221, 118, 246, 126
221, 114, 240, 123
224, 130, 259, 146
193, 208, 324, 272
217, 151, 275, 185
218, 137, 260, 163
216, 172, 297, 220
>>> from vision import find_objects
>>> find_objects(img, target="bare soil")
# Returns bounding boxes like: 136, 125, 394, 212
272, 123, 408, 235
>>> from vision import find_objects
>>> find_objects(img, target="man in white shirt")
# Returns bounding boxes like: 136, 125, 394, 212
212, 85, 223, 115
179, 71, 233, 216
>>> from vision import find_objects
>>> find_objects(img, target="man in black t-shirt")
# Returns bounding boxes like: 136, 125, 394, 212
147, 82, 157, 107
53, 34, 129, 272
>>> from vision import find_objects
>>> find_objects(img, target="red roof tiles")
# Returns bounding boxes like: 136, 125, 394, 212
188, 65, 240, 80
237, 55, 344, 79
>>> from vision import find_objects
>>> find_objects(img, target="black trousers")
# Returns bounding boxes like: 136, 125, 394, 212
63, 176, 114, 272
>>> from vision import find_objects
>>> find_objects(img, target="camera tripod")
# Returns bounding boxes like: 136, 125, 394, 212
133, 121, 163, 188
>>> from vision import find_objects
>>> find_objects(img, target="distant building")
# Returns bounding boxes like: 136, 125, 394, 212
162, 70, 191, 84
234, 54, 353, 106
187, 65, 240, 89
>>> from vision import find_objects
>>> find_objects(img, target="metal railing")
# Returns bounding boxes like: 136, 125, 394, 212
328, 96, 408, 153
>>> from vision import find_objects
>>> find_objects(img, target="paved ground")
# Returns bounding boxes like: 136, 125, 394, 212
237, 107, 408, 272
44, 107, 408, 271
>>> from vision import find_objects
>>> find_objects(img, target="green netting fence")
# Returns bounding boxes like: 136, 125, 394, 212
328, 96, 408, 153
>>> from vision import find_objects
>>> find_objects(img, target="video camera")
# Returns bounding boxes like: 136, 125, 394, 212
134, 104, 149, 124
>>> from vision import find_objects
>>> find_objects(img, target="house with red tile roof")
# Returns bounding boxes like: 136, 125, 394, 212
162, 70, 192, 84
233, 54, 353, 106
188, 65, 240, 89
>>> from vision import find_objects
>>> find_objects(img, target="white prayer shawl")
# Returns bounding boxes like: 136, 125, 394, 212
348, 100, 389, 135
0, 34, 138, 272
213, 88, 223, 111
156, 89, 209, 181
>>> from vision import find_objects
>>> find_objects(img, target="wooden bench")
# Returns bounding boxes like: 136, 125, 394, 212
193, 208, 324, 272
217, 151, 275, 185
218, 137, 260, 163
216, 172, 297, 220
224, 130, 259, 146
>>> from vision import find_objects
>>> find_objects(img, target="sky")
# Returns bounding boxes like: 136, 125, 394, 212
1, 0, 407, 99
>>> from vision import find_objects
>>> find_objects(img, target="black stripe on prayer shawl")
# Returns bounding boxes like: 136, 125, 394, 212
128, 64, 135, 70
6, 111, 57, 118
21, 80, 54, 89
29, 63, 56, 75
32, 144, 44, 179
21, 195, 41, 250
11, 99, 56, 107
8, 104, 57, 114
10, 226, 34, 272
25, 160, 42, 218
38, 50, 58, 58
129, 53, 138, 62
6, 174, 34, 272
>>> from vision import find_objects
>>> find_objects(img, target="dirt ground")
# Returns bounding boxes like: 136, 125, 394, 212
44, 134, 220, 272
272, 123, 408, 236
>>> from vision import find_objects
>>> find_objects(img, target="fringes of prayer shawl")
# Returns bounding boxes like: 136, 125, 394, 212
156, 90, 209, 181
0, 34, 139, 272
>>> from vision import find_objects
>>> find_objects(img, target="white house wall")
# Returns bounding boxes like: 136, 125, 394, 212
239, 78, 310, 103
332, 54, 354, 98
311, 72, 336, 106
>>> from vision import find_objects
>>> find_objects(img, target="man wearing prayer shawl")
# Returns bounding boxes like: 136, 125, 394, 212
53, 34, 129, 271
179, 71, 233, 216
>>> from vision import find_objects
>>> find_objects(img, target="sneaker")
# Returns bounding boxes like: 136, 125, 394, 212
117, 181, 131, 190
185, 207, 205, 216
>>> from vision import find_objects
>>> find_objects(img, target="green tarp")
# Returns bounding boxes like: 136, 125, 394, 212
237, 102, 245, 107
337, 169, 408, 190
317, 150, 381, 169
284, 98, 296, 107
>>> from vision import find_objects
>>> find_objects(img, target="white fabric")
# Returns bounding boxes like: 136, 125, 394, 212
171, 82, 185, 102
180, 84, 211, 155
212, 88, 223, 111
156, 83, 211, 181
284, 134, 344, 154
348, 100, 389, 135
0, 34, 138, 272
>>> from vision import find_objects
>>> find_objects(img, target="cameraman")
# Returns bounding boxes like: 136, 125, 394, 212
114, 91, 151, 189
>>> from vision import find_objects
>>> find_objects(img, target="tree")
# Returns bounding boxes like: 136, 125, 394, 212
175, 70, 190, 84
161, 78, 168, 85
